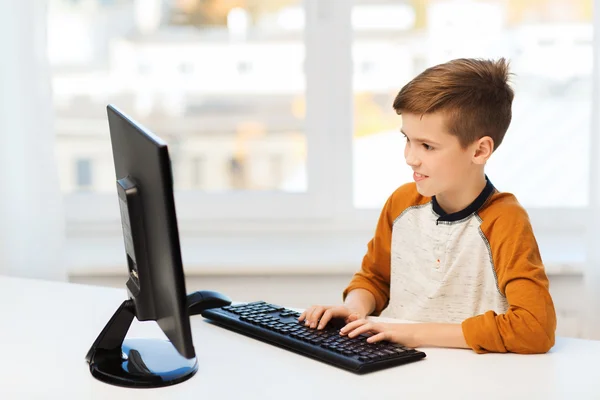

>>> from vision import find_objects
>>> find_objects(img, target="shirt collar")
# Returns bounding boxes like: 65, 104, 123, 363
431, 176, 495, 223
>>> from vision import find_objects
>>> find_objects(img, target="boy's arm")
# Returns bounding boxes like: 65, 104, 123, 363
343, 288, 377, 318
342, 194, 396, 316
413, 323, 469, 348
461, 206, 557, 354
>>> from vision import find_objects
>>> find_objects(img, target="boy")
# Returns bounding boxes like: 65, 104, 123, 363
299, 58, 556, 354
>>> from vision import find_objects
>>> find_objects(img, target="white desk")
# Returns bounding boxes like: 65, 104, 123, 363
1, 276, 599, 400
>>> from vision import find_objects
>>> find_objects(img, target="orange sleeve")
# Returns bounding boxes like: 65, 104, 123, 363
343, 183, 427, 316
461, 195, 557, 354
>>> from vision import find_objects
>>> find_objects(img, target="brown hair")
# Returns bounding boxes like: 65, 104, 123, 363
393, 58, 514, 150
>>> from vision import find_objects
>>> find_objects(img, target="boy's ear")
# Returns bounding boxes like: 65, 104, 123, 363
472, 136, 494, 164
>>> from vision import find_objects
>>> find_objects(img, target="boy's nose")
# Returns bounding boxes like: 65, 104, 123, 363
405, 151, 420, 167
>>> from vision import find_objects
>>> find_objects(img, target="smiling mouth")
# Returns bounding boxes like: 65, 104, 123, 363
413, 172, 429, 183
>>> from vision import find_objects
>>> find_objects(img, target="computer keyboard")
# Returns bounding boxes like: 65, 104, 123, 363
201, 301, 426, 374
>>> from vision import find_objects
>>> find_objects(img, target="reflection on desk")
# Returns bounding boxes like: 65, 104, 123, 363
1, 276, 599, 399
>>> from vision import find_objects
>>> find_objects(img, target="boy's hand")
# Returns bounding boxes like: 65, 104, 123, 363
340, 320, 421, 348
298, 305, 365, 330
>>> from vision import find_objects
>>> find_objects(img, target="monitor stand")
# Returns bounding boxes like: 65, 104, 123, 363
85, 290, 230, 389
85, 299, 196, 388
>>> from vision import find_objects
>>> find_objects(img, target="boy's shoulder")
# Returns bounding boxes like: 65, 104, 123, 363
385, 182, 431, 215
478, 190, 532, 232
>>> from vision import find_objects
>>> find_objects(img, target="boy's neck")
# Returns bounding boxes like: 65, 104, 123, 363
434, 172, 488, 215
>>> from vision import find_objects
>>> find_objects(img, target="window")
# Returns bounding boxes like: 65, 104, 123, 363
352, 0, 592, 210
50, 0, 336, 225
44, 0, 595, 273
67, 1, 307, 194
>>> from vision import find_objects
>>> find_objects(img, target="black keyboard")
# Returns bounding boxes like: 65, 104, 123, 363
201, 301, 426, 374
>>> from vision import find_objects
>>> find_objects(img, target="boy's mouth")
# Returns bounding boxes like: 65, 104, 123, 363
413, 172, 428, 182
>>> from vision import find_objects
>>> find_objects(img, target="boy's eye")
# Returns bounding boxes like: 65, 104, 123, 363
423, 143, 433, 150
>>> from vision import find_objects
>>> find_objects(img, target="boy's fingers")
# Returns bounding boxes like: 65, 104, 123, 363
366, 332, 386, 343
298, 310, 307, 321
339, 319, 367, 335
317, 309, 333, 329
319, 306, 350, 329
300, 307, 314, 322
346, 322, 373, 338
303, 308, 313, 325
346, 313, 359, 323
300, 305, 357, 329
309, 306, 326, 328
304, 306, 320, 326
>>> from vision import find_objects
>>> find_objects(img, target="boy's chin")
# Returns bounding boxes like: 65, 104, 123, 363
415, 182, 437, 197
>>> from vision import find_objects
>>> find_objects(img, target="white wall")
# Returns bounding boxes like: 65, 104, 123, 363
0, 0, 66, 281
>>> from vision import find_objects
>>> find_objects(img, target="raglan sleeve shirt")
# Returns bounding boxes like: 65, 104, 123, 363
342, 183, 556, 354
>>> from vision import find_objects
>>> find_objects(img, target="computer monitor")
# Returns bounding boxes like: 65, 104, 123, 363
85, 105, 231, 389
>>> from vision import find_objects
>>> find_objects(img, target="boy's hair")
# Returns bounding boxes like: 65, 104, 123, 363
393, 58, 514, 151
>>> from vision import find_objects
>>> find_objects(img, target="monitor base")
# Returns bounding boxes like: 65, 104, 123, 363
85, 300, 198, 388
89, 338, 198, 388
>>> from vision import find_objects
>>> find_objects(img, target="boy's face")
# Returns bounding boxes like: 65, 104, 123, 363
401, 112, 482, 198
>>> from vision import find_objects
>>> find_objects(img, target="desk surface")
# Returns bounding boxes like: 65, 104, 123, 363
1, 276, 599, 400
